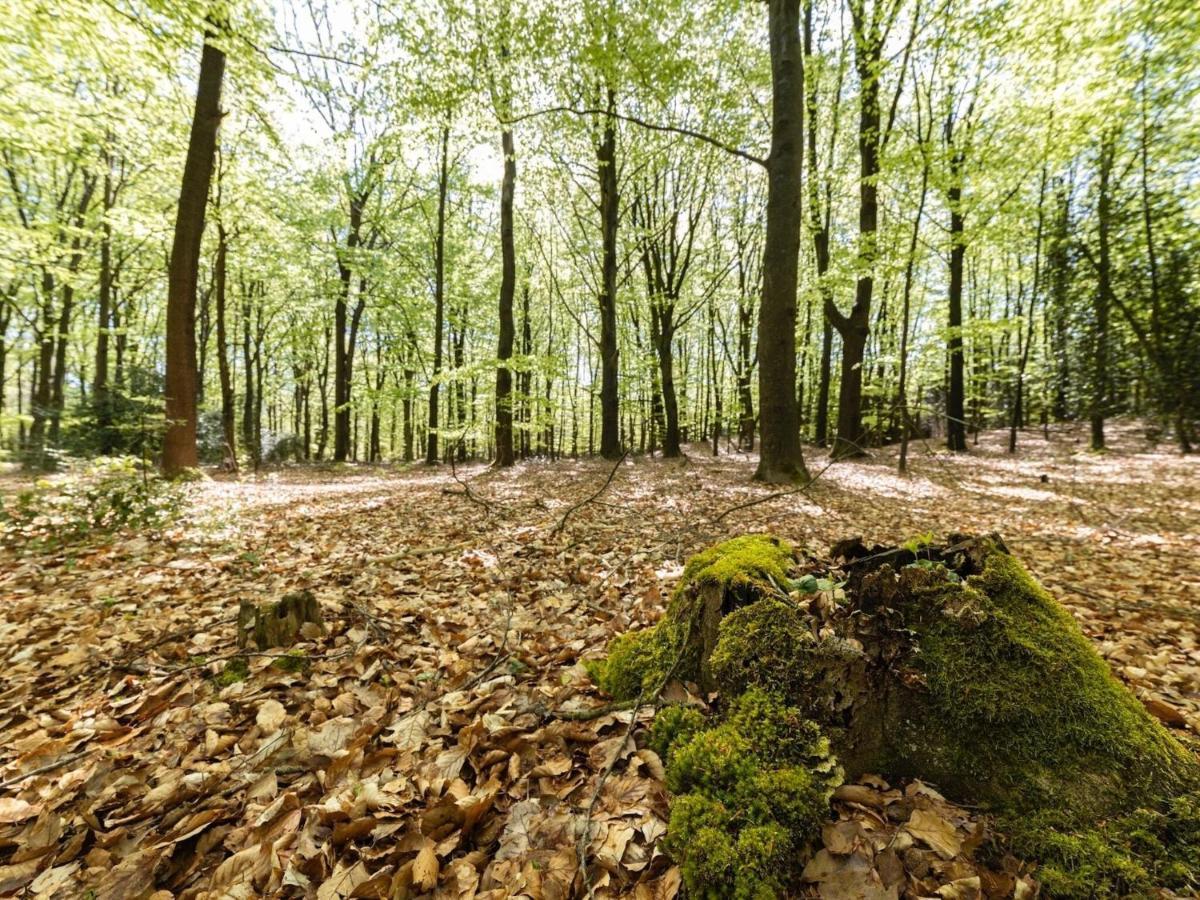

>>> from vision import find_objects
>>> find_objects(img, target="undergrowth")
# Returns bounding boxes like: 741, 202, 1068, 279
0, 456, 187, 551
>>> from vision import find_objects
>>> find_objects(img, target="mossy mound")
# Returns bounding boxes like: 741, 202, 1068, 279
589, 532, 1200, 896
587, 534, 796, 699
1006, 791, 1200, 898
659, 689, 841, 899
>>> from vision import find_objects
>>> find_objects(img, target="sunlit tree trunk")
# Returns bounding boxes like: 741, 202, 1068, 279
163, 23, 225, 476
754, 0, 808, 483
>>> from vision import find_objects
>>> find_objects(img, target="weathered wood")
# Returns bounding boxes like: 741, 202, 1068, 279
237, 590, 324, 650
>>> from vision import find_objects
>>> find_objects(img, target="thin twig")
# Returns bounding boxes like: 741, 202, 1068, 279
551, 451, 629, 537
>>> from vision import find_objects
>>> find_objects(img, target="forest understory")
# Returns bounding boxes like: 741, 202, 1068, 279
1, 420, 1198, 899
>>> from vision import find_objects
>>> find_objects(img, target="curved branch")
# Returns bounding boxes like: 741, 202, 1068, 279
505, 106, 767, 169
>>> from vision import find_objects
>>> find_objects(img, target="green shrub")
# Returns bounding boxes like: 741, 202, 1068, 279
0, 456, 186, 551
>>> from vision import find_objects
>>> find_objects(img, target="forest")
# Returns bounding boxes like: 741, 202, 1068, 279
1, 0, 1199, 897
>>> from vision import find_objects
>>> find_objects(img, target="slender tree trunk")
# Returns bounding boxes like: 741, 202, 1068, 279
946, 148, 968, 452
1009, 170, 1046, 454
163, 24, 225, 476
50, 178, 96, 444
597, 89, 621, 460
494, 118, 516, 466
829, 11, 881, 460
95, 161, 115, 451
426, 125, 449, 464
1091, 136, 1113, 451
335, 188, 366, 462
654, 308, 681, 457
897, 144, 931, 475
215, 221, 236, 469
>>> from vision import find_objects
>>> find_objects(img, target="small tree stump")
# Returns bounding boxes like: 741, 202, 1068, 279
237, 590, 325, 650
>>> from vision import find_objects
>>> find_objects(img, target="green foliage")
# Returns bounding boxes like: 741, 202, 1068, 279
0, 456, 186, 551
662, 688, 840, 899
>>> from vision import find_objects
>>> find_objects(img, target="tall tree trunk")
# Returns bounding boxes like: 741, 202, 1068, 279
242, 281, 258, 465
828, 6, 881, 460
1009, 170, 1046, 454
163, 23, 225, 476
597, 89, 622, 460
49, 176, 97, 444
945, 144, 968, 452
755, 0, 808, 483
215, 220, 236, 469
335, 186, 367, 462
1091, 136, 1113, 451
95, 159, 115, 451
494, 118, 517, 466
654, 307, 681, 457
426, 125, 449, 464
804, 1, 836, 449
897, 144, 931, 475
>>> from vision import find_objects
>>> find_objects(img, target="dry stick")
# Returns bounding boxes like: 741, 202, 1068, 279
0, 750, 94, 791
550, 450, 629, 537
710, 454, 839, 524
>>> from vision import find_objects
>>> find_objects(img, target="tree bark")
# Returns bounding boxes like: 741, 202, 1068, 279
597, 89, 622, 460
1091, 136, 1113, 451
494, 117, 517, 466
426, 126, 450, 464
215, 220, 236, 470
163, 24, 225, 476
754, 0, 808, 483
945, 139, 968, 452
95, 154, 116, 452
829, 2, 882, 460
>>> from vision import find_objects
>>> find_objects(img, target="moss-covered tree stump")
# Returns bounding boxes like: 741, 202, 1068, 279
237, 589, 325, 650
589, 533, 1200, 896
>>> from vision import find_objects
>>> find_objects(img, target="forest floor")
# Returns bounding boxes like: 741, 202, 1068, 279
1, 420, 1198, 898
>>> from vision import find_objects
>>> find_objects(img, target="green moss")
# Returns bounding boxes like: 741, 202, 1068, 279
669, 534, 794, 610
662, 688, 839, 899
585, 621, 682, 701
901, 551, 1199, 821
214, 656, 249, 686
708, 599, 815, 699
271, 649, 307, 673
588, 536, 796, 700
648, 705, 706, 765
1005, 792, 1200, 898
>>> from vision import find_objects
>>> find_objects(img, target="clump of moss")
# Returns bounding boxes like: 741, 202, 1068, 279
670, 534, 794, 610
662, 689, 840, 899
896, 550, 1199, 821
648, 704, 706, 765
271, 649, 308, 673
1005, 791, 1200, 898
214, 656, 249, 686
584, 621, 682, 701
587, 535, 797, 700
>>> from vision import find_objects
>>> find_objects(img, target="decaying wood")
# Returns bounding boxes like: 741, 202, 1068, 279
237, 589, 325, 650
